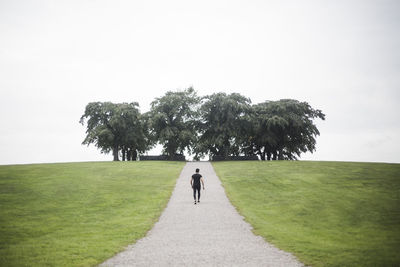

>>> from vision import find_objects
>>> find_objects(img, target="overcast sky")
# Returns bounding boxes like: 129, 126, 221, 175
1, 0, 399, 165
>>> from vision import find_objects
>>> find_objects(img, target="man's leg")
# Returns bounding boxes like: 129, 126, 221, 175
193, 186, 197, 201
197, 186, 201, 202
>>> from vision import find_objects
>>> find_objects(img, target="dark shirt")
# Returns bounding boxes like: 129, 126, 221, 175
192, 173, 202, 187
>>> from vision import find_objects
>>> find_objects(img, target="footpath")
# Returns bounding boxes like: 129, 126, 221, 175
100, 162, 303, 266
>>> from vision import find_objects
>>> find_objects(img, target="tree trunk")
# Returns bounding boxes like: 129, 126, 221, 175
260, 149, 265, 161
266, 151, 272, 161
127, 149, 132, 161
122, 148, 126, 161
113, 145, 119, 161
166, 145, 176, 160
132, 150, 138, 161
272, 151, 277, 160
278, 150, 284, 160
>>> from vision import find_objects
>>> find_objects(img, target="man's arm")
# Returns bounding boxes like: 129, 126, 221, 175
190, 177, 193, 188
201, 177, 205, 190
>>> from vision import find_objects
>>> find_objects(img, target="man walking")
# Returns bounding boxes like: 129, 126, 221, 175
191, 168, 205, 205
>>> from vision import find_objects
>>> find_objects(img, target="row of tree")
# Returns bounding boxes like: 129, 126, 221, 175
80, 88, 325, 161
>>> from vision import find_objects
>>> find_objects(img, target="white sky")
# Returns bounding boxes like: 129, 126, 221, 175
1, 0, 399, 164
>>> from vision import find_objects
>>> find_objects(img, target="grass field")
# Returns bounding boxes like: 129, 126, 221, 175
0, 161, 184, 267
213, 161, 400, 267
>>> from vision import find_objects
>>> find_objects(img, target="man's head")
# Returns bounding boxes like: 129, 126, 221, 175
196, 168, 200, 173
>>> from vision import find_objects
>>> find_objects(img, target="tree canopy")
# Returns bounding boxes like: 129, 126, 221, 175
244, 99, 325, 160
79, 102, 150, 161
80, 89, 325, 161
148, 87, 199, 159
195, 92, 251, 160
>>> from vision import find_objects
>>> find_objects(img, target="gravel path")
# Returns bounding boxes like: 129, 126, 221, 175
100, 162, 303, 267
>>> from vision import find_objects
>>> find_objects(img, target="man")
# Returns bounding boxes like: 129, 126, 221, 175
191, 168, 205, 205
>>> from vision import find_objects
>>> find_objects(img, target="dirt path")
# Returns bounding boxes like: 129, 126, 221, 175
100, 162, 303, 266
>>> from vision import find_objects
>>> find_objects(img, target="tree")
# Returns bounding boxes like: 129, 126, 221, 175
245, 99, 325, 160
195, 92, 251, 159
80, 102, 149, 161
80, 95, 325, 162
149, 87, 200, 158
118, 103, 151, 161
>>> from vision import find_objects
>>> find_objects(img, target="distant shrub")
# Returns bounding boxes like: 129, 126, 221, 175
211, 155, 259, 161
139, 155, 186, 161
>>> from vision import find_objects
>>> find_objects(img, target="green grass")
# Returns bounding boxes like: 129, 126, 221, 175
212, 161, 400, 267
0, 161, 185, 267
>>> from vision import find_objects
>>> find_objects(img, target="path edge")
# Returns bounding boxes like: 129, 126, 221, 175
98, 161, 187, 266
